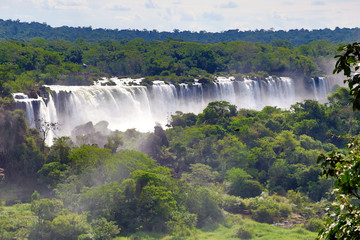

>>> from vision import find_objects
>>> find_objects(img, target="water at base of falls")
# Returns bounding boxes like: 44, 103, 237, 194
13, 76, 331, 145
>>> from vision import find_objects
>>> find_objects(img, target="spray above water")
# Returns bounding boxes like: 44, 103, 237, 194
13, 76, 331, 145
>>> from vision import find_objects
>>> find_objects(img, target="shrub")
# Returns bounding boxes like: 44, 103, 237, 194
234, 225, 253, 239
304, 218, 323, 232
226, 168, 262, 198
249, 194, 292, 224
166, 211, 197, 237
221, 195, 248, 214
252, 205, 276, 224
185, 187, 223, 228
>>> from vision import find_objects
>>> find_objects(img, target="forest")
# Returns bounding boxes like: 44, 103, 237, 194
0, 21, 359, 239
1, 19, 360, 45
0, 85, 357, 239
0, 35, 339, 106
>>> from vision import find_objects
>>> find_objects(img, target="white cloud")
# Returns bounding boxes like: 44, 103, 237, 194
312, 1, 325, 5
219, 2, 238, 9
203, 12, 224, 21
104, 4, 131, 11
145, 0, 156, 8
179, 10, 195, 21
2, 0, 360, 32
31, 0, 88, 9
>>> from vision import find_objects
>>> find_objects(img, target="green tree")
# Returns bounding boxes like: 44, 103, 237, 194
317, 139, 360, 239
185, 186, 223, 227
91, 218, 120, 240
197, 101, 237, 127
226, 168, 262, 198
50, 213, 90, 240
104, 131, 123, 153
333, 42, 360, 110
181, 163, 219, 187
317, 42, 360, 239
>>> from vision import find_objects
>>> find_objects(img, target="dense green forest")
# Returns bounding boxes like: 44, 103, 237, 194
0, 83, 358, 239
0, 35, 338, 110
1, 19, 360, 45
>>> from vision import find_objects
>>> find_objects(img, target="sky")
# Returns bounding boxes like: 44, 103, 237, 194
1, 0, 360, 32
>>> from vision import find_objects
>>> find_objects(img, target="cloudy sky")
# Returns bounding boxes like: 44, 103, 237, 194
1, 0, 359, 32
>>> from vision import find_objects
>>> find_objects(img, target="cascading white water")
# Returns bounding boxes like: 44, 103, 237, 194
13, 76, 331, 144
13, 93, 57, 145
13, 93, 38, 128
312, 77, 330, 101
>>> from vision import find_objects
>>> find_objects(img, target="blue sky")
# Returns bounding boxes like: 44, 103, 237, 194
1, 0, 360, 32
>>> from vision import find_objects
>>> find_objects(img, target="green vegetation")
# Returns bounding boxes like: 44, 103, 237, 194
1, 84, 358, 238
0, 35, 339, 100
315, 42, 360, 239
114, 217, 317, 240
1, 24, 360, 238
1, 19, 360, 46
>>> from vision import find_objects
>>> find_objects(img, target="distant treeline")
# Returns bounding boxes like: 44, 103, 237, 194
1, 19, 360, 45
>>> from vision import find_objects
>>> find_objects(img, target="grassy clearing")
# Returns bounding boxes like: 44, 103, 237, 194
0, 204, 317, 240
115, 216, 317, 240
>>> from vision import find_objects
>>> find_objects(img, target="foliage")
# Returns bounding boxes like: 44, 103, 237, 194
91, 218, 121, 240
333, 42, 360, 111
0, 35, 340, 98
234, 225, 254, 239
197, 101, 237, 127
317, 138, 360, 239
0, 19, 359, 47
0, 204, 36, 240
30, 198, 64, 223
181, 163, 219, 187
315, 42, 360, 239
3, 91, 355, 237
3, 29, 358, 238
249, 194, 292, 224
226, 168, 262, 198
49, 213, 90, 240
185, 186, 223, 228
220, 194, 248, 214
304, 218, 323, 232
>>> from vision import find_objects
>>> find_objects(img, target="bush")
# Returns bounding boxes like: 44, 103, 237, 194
141, 77, 153, 86
252, 205, 276, 224
166, 211, 197, 237
226, 168, 263, 198
249, 194, 292, 224
221, 195, 248, 214
185, 187, 223, 228
50, 213, 91, 240
234, 225, 253, 239
91, 218, 120, 240
304, 218, 323, 232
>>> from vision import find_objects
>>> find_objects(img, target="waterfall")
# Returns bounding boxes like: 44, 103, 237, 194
12, 93, 57, 145
312, 77, 330, 101
13, 76, 332, 144
13, 93, 37, 128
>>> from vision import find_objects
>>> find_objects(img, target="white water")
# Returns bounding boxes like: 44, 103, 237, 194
311, 77, 330, 102
13, 76, 331, 145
